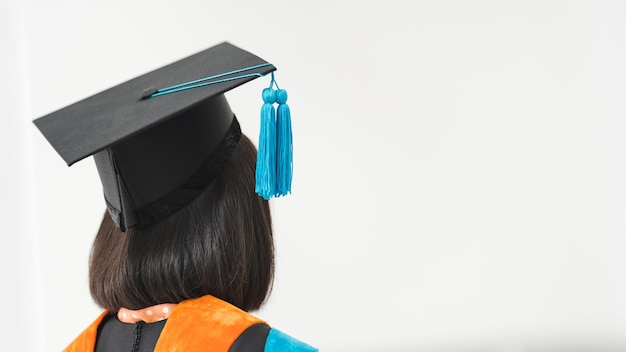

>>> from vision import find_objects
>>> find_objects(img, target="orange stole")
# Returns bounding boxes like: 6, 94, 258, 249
64, 295, 266, 352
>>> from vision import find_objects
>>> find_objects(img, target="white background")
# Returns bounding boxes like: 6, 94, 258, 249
1, 1, 626, 351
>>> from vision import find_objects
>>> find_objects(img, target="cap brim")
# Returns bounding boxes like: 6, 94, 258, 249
34, 42, 275, 166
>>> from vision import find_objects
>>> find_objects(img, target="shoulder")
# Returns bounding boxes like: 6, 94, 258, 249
230, 324, 318, 352
163, 295, 318, 352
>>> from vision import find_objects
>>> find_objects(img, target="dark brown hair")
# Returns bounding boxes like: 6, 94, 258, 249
89, 134, 274, 312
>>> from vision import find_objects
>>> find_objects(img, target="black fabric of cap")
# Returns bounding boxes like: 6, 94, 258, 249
34, 42, 275, 166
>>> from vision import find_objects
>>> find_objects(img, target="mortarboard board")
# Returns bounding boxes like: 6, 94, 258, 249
34, 42, 286, 231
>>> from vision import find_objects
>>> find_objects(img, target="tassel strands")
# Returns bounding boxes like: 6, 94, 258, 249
256, 88, 277, 199
255, 73, 293, 200
275, 89, 292, 196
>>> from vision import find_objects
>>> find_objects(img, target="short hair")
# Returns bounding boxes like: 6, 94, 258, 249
89, 134, 274, 312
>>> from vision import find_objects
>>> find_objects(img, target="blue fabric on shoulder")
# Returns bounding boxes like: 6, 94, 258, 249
264, 328, 318, 352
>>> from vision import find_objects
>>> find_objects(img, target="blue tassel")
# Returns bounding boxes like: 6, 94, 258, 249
256, 87, 277, 199
275, 89, 292, 196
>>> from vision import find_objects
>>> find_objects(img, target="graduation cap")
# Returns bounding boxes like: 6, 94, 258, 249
34, 42, 292, 231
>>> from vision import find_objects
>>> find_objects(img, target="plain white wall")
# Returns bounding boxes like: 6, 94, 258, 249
2, 1, 626, 351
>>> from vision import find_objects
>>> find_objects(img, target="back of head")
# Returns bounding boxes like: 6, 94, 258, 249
89, 134, 274, 312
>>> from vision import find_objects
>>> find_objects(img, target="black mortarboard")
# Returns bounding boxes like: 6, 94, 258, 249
34, 42, 278, 231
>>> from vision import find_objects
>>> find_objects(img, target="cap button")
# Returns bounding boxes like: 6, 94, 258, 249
140, 87, 158, 100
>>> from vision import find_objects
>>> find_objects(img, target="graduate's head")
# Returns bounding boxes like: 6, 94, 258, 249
88, 130, 274, 312
33, 43, 288, 312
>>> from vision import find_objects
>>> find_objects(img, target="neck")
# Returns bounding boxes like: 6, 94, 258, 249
117, 303, 177, 324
